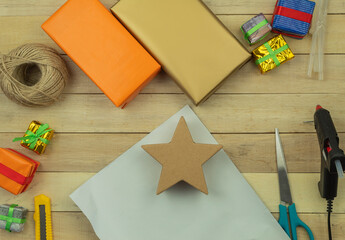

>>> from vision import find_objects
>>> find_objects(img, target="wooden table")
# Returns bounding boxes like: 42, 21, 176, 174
1, 0, 345, 239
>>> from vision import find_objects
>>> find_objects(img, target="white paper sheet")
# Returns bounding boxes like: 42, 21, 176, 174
70, 105, 289, 240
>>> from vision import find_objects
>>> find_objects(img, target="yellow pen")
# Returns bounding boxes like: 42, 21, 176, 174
34, 194, 53, 240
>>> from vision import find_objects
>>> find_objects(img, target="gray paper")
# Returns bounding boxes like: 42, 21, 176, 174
70, 105, 289, 240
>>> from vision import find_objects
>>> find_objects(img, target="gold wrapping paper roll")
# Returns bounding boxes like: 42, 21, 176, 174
20, 121, 54, 155
253, 35, 294, 74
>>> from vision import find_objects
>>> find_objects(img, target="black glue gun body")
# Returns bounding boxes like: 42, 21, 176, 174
314, 106, 345, 200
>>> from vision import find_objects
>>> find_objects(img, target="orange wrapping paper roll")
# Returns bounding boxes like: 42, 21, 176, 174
42, 0, 161, 108
0, 148, 40, 195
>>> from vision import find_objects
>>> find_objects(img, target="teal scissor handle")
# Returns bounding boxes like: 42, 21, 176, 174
289, 203, 314, 240
278, 204, 290, 236
278, 204, 314, 240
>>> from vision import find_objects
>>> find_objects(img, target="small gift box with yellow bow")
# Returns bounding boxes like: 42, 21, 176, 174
0, 204, 27, 232
13, 121, 54, 155
253, 34, 294, 74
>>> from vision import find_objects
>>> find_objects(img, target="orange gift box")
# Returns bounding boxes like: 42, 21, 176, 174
42, 0, 161, 108
0, 148, 40, 195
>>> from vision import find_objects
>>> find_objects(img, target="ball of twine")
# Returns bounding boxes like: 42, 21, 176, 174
0, 43, 69, 107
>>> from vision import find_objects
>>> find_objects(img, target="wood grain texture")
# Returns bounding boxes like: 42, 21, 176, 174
1, 0, 345, 239
61, 55, 345, 94
0, 94, 344, 133
3, 52, 344, 96
0, 212, 344, 240
0, 0, 344, 15
2, 133, 343, 173
0, 173, 344, 213
0, 212, 98, 240
0, 15, 344, 54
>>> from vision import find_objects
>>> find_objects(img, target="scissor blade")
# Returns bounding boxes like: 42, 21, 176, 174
275, 128, 293, 205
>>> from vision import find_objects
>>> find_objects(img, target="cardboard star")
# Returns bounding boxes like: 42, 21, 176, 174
142, 117, 222, 194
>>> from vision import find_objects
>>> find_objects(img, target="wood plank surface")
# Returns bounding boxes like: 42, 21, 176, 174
0, 212, 98, 240
0, 212, 344, 240
1, 133, 342, 173
0, 173, 344, 213
61, 55, 345, 94
1, 0, 345, 239
0, 15, 344, 54
2, 53, 344, 96
0, 93, 344, 133
0, 0, 344, 15
2, 52, 344, 96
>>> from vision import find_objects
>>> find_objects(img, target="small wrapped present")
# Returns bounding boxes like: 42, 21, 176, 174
271, 0, 315, 39
253, 35, 294, 74
0, 204, 27, 232
241, 13, 272, 45
13, 121, 54, 155
0, 148, 40, 194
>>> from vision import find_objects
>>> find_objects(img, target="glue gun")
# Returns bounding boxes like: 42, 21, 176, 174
314, 105, 345, 200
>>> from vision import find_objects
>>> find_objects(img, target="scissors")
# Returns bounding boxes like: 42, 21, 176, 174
275, 128, 314, 240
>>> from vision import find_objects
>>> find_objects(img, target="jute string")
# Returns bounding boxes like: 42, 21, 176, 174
0, 43, 69, 107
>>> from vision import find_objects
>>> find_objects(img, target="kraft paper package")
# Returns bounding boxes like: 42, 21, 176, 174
111, 0, 251, 105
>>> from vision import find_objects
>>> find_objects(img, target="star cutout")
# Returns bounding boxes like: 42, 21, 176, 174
142, 117, 222, 195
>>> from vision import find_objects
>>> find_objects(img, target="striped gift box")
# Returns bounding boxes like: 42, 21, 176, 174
271, 0, 315, 39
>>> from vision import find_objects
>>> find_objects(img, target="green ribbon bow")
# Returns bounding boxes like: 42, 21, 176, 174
0, 204, 26, 232
241, 19, 269, 45
12, 123, 52, 150
255, 42, 289, 67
